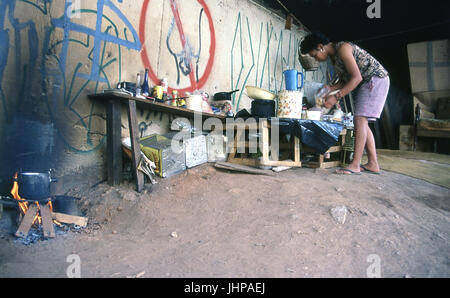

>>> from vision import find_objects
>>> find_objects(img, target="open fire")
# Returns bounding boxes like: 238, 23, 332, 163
1, 172, 89, 244
10, 172, 62, 239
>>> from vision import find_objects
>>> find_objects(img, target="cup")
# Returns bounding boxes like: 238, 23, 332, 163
284, 69, 304, 91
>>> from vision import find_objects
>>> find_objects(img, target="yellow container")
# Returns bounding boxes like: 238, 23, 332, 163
153, 86, 163, 99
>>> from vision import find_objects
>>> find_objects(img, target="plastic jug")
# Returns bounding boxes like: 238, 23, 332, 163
284, 69, 304, 91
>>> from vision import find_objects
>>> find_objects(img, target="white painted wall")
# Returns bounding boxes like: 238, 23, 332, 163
0, 0, 329, 190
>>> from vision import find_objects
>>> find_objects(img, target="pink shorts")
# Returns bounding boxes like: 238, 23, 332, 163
354, 76, 390, 121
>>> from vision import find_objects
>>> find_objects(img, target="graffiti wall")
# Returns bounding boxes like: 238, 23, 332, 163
0, 0, 329, 190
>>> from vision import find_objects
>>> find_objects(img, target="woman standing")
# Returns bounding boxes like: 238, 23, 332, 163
300, 32, 390, 174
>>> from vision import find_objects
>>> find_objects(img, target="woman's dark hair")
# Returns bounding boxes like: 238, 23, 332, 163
300, 32, 330, 54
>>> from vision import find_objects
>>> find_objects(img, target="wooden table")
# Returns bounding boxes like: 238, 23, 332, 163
225, 118, 346, 169
89, 91, 225, 192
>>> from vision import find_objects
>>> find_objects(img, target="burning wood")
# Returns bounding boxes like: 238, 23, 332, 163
9, 172, 88, 240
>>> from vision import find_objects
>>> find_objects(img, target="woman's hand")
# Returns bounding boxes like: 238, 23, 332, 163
324, 95, 338, 109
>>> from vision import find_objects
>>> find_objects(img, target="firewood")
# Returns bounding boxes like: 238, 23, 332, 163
51, 212, 88, 227
15, 204, 38, 238
40, 203, 55, 238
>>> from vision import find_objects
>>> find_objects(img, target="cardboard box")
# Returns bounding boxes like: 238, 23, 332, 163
407, 39, 450, 94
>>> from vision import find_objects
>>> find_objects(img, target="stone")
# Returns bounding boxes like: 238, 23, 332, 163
330, 206, 348, 224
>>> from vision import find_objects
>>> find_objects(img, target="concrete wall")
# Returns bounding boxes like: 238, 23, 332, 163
0, 0, 329, 193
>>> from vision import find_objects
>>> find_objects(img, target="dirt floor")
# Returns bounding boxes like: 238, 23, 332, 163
0, 164, 449, 278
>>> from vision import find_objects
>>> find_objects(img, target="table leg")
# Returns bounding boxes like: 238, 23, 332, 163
127, 100, 145, 193
107, 100, 122, 186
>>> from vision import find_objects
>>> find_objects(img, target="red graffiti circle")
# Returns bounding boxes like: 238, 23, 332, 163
139, 0, 216, 94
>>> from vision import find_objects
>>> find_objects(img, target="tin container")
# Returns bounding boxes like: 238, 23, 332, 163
153, 86, 163, 99
140, 134, 186, 178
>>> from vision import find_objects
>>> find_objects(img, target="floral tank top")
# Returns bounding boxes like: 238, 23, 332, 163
333, 41, 388, 84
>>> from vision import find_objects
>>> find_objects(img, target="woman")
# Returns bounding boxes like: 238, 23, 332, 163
300, 32, 390, 175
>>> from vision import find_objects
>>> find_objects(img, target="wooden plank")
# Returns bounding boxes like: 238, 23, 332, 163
417, 129, 450, 138
327, 146, 342, 153
226, 157, 259, 167
320, 161, 341, 169
40, 203, 55, 238
15, 204, 38, 238
294, 137, 300, 163
215, 162, 274, 176
107, 100, 122, 186
127, 100, 145, 193
262, 160, 302, 167
89, 91, 225, 121
260, 120, 270, 162
52, 212, 88, 227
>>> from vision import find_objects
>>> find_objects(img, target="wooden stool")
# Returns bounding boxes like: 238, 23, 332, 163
226, 119, 302, 168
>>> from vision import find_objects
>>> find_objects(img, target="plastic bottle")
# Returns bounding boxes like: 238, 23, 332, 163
135, 73, 141, 96
315, 85, 331, 107
301, 105, 307, 119
141, 69, 150, 96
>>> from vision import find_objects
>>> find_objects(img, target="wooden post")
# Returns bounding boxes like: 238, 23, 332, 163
127, 100, 145, 193
106, 100, 122, 186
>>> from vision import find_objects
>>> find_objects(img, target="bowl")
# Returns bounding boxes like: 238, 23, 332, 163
245, 86, 276, 100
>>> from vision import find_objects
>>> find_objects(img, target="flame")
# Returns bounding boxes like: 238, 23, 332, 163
11, 172, 61, 226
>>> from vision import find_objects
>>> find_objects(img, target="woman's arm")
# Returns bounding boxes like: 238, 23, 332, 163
324, 43, 362, 108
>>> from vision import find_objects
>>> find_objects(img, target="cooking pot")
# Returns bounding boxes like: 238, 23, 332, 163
52, 196, 82, 216
251, 100, 276, 118
17, 170, 57, 201
213, 90, 239, 101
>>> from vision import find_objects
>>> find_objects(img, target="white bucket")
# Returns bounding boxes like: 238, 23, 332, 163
307, 110, 322, 120
186, 95, 203, 112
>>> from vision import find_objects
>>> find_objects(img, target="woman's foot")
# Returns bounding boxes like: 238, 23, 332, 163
335, 164, 361, 175
360, 163, 381, 174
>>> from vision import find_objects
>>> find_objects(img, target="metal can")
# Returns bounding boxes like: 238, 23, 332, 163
153, 86, 163, 99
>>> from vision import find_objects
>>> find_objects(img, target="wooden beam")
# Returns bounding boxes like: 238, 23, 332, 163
127, 99, 145, 193
106, 100, 122, 186
215, 162, 275, 176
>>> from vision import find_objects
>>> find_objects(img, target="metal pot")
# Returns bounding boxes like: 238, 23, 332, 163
17, 170, 57, 201
213, 90, 239, 101
52, 196, 82, 216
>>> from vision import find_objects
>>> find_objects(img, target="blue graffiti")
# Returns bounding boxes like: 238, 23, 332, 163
51, 0, 141, 83
0, 0, 44, 121
40, 0, 142, 153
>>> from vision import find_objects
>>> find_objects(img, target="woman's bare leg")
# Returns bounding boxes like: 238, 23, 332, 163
336, 116, 368, 174
361, 126, 380, 172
